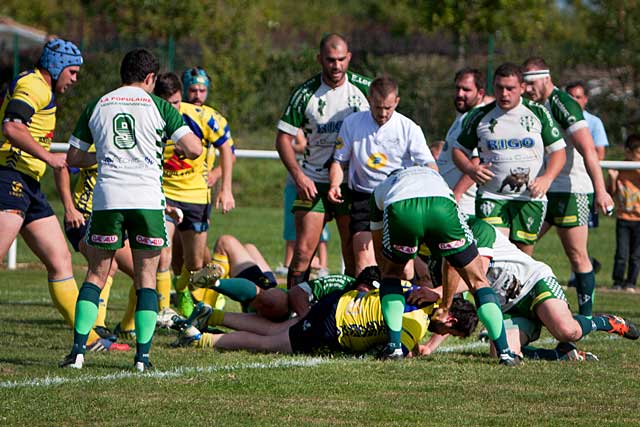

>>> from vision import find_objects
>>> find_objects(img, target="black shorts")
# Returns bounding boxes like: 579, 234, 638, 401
289, 291, 341, 354
0, 166, 54, 225
165, 199, 210, 232
350, 190, 371, 233
65, 222, 88, 252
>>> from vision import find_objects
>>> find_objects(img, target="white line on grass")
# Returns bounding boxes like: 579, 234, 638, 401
0, 358, 328, 389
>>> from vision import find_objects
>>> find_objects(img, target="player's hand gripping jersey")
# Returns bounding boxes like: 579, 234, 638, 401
544, 87, 593, 194
455, 98, 566, 201
0, 69, 57, 180
162, 103, 232, 204
277, 71, 371, 183
69, 86, 190, 210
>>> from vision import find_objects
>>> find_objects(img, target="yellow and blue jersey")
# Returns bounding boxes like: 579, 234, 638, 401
335, 289, 435, 353
72, 145, 97, 217
163, 102, 232, 204
0, 69, 56, 181
202, 104, 234, 177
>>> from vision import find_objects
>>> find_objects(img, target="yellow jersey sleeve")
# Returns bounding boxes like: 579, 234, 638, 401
0, 69, 56, 180
72, 145, 97, 216
162, 102, 210, 204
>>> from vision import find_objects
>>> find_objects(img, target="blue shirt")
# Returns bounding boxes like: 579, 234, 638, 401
584, 110, 609, 148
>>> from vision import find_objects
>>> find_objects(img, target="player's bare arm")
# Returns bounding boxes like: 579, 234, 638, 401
176, 132, 203, 159
529, 147, 566, 198
2, 121, 66, 169
327, 161, 345, 203
571, 127, 614, 213
451, 157, 479, 201
452, 147, 494, 184
215, 141, 235, 213
276, 130, 317, 200
53, 167, 85, 229
66, 146, 96, 168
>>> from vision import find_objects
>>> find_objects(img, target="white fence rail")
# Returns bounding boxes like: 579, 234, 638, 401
3, 144, 640, 269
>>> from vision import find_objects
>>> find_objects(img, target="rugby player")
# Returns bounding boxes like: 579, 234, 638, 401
522, 57, 614, 316
178, 287, 478, 357
0, 39, 90, 343
453, 62, 566, 256
413, 218, 639, 360
329, 75, 436, 275
59, 49, 202, 371
370, 166, 519, 364
276, 33, 372, 288
438, 67, 489, 217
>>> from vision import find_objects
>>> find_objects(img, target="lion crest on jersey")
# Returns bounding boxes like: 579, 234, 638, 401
480, 200, 495, 217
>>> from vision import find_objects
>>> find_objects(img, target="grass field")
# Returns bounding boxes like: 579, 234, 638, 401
2, 205, 640, 425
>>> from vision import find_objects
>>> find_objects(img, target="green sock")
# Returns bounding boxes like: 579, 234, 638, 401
473, 287, 510, 355
135, 288, 158, 362
72, 282, 101, 355
212, 278, 258, 303
573, 314, 597, 337
575, 271, 595, 317
380, 278, 405, 348
522, 346, 561, 361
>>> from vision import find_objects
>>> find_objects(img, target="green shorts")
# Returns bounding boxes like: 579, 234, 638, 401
87, 209, 168, 250
503, 276, 567, 342
476, 198, 546, 245
545, 192, 593, 227
382, 197, 474, 263
291, 182, 351, 217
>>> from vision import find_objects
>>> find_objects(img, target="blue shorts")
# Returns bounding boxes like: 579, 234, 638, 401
166, 199, 210, 233
283, 178, 329, 242
0, 166, 54, 225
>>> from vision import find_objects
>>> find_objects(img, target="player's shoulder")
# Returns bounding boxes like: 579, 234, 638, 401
464, 102, 494, 125
522, 97, 556, 122
548, 87, 583, 123
346, 71, 372, 93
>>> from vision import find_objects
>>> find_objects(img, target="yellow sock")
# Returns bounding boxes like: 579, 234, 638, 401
197, 332, 216, 348
156, 269, 172, 310
208, 308, 225, 326
120, 284, 137, 331
211, 253, 230, 278
47, 276, 78, 328
201, 289, 220, 308
175, 265, 190, 292
94, 276, 113, 327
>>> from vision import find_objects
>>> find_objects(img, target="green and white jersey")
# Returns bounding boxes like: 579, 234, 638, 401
298, 274, 356, 304
438, 105, 483, 215
69, 86, 191, 210
455, 98, 566, 201
469, 218, 554, 311
544, 87, 593, 194
372, 166, 454, 213
277, 72, 371, 183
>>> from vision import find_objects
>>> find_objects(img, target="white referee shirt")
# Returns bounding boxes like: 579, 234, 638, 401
334, 110, 434, 193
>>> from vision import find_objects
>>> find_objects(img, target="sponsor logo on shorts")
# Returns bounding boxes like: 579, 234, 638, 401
438, 238, 466, 251
91, 234, 119, 244
516, 230, 537, 241
135, 235, 165, 247
483, 216, 502, 225
554, 215, 577, 224
9, 181, 23, 197
392, 244, 417, 254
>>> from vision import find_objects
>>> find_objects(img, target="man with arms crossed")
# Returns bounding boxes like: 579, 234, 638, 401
522, 57, 614, 316
453, 62, 566, 256
329, 75, 435, 275
276, 33, 371, 288
59, 49, 202, 371
438, 67, 489, 217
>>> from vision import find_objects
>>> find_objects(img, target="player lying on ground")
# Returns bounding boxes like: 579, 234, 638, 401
174, 287, 478, 356
190, 247, 381, 320
413, 218, 639, 361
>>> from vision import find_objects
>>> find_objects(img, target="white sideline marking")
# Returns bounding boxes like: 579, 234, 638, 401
0, 358, 328, 389
434, 337, 557, 353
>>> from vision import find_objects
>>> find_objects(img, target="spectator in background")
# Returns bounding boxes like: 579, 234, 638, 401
608, 134, 640, 293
